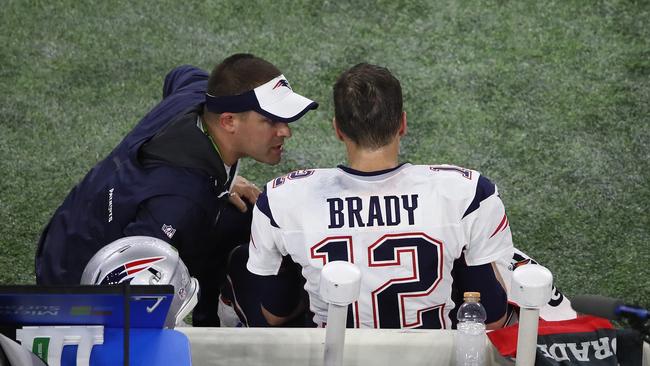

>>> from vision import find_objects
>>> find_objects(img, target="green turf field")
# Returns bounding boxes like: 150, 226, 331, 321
1, 0, 648, 308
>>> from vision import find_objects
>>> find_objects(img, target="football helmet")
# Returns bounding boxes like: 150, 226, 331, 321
80, 236, 199, 328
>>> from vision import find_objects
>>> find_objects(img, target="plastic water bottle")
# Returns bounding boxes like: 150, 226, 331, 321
455, 291, 487, 366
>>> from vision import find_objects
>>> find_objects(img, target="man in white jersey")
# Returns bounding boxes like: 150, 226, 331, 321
244, 63, 515, 329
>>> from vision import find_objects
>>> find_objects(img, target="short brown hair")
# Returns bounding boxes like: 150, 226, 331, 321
207, 54, 281, 97
333, 63, 403, 149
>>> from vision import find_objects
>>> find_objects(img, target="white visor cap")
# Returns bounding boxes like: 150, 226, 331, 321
205, 74, 318, 123
253, 75, 318, 121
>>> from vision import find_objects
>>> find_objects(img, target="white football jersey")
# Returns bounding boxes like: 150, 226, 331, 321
247, 163, 514, 328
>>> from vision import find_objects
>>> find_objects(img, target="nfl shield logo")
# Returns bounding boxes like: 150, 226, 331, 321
162, 224, 176, 239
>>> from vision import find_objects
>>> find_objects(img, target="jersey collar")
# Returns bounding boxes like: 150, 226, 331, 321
337, 162, 409, 177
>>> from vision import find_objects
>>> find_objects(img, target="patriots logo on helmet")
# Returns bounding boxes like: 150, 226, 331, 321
99, 256, 166, 285
273, 79, 291, 90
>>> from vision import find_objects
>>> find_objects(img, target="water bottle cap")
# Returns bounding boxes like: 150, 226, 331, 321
463, 291, 481, 302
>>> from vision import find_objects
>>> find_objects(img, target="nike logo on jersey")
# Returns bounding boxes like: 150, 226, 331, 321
327, 194, 418, 228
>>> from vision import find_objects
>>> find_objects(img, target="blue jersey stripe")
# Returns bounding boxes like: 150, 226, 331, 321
256, 188, 279, 228
462, 175, 496, 218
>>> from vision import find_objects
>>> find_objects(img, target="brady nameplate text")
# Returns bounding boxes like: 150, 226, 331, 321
327, 194, 419, 228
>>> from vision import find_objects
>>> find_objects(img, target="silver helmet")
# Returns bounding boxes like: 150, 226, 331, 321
80, 236, 199, 328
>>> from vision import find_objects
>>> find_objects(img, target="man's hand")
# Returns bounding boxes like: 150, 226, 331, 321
228, 176, 261, 212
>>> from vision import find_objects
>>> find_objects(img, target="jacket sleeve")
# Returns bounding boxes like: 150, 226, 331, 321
123, 194, 213, 275
162, 65, 209, 99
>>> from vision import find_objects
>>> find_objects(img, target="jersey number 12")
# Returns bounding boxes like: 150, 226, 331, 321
311, 232, 445, 328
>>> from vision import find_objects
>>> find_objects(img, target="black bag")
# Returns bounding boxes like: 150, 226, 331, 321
488, 315, 643, 366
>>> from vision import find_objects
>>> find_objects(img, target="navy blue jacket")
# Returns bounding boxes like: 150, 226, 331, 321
35, 65, 236, 285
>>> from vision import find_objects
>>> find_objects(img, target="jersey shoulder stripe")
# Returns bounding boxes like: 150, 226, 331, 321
255, 188, 279, 228
462, 175, 496, 218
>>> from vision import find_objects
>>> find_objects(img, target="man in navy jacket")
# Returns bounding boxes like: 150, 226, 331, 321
35, 53, 318, 326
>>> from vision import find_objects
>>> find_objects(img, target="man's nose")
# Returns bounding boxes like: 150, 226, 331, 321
277, 123, 292, 138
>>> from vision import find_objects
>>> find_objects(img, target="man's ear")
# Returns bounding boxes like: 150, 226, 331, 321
332, 118, 344, 141
218, 112, 237, 133
398, 111, 407, 137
